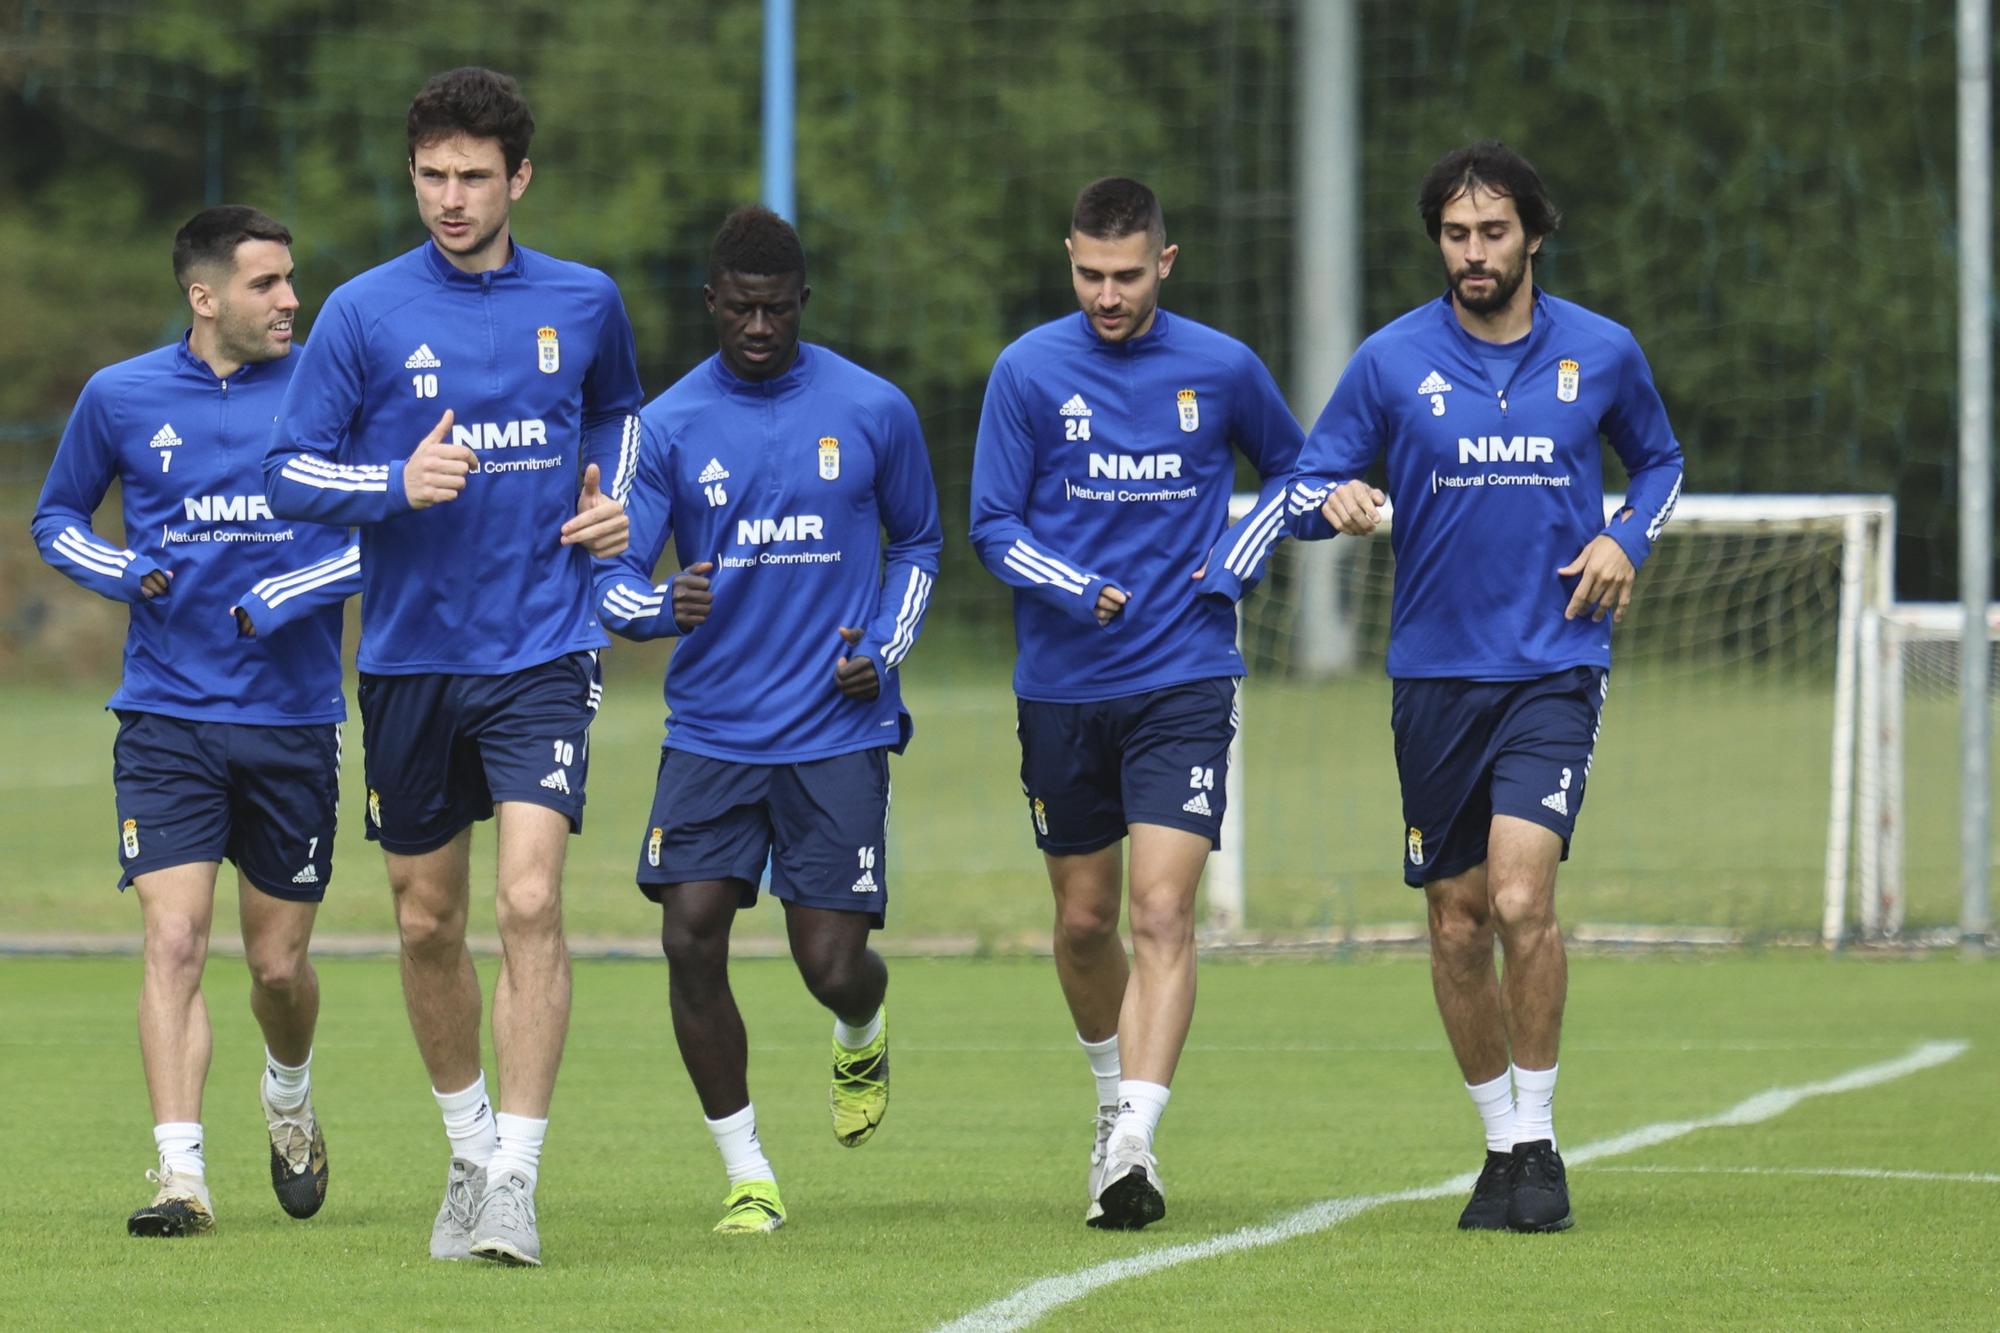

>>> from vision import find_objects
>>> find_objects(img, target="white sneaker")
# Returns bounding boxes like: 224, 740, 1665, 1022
429, 1157, 486, 1261
468, 1169, 542, 1267
1085, 1105, 1118, 1218
1087, 1134, 1165, 1231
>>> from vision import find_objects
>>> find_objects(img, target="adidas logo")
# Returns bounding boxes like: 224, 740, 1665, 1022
1182, 791, 1213, 817
1416, 371, 1452, 396
539, 768, 571, 795
404, 343, 442, 369
1058, 393, 1092, 418
1541, 789, 1569, 817
149, 424, 183, 449
290, 864, 319, 885
697, 457, 730, 484
850, 868, 879, 894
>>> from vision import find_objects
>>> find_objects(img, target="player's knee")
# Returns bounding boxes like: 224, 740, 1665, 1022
394, 894, 466, 960
1125, 888, 1195, 952
1489, 876, 1557, 935
145, 913, 207, 978
797, 943, 877, 1012
660, 912, 727, 974
494, 876, 561, 941
1055, 893, 1120, 949
245, 944, 310, 995
798, 953, 856, 1009
1428, 903, 1491, 966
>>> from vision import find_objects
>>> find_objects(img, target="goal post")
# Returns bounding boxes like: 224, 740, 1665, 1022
1874, 600, 2000, 941
1210, 492, 1896, 945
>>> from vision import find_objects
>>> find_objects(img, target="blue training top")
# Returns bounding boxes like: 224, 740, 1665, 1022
1285, 289, 1685, 680
263, 240, 644, 676
596, 343, 943, 764
32, 335, 357, 724
969, 308, 1328, 703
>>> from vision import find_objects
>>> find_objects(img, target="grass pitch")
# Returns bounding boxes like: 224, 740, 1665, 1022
1, 952, 1993, 1330
1, 661, 1990, 949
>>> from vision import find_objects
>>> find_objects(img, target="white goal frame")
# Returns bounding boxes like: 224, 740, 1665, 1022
1873, 600, 2000, 939
1211, 492, 1896, 945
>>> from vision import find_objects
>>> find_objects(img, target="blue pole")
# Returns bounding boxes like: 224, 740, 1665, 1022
762, 0, 795, 220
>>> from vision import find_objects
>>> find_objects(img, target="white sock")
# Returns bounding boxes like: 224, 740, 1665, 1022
263, 1047, 311, 1109
1465, 1069, 1516, 1153
1078, 1032, 1121, 1109
705, 1102, 776, 1188
1511, 1063, 1559, 1149
1110, 1079, 1171, 1149
154, 1121, 205, 1180
834, 1007, 883, 1050
433, 1074, 498, 1167
487, 1112, 548, 1190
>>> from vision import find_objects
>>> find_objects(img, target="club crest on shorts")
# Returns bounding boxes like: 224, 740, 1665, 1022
1406, 825, 1424, 867
1557, 358, 1580, 403
121, 818, 140, 859
1032, 797, 1049, 837
818, 436, 840, 481
537, 326, 560, 374
368, 788, 382, 828
1176, 388, 1199, 433
648, 826, 664, 868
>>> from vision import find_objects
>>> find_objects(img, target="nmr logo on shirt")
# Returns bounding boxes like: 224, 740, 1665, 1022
452, 418, 549, 451
183, 493, 275, 523
1087, 452, 1182, 481
1457, 435, 1555, 465
736, 515, 825, 545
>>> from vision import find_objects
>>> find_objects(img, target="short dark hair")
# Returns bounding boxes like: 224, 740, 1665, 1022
708, 205, 806, 287
1070, 177, 1166, 249
407, 67, 534, 177
1417, 141, 1563, 242
171, 205, 292, 290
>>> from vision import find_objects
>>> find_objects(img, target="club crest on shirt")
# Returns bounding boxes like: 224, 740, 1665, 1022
1176, 388, 1199, 433
537, 326, 560, 375
1557, 358, 1580, 403
121, 818, 140, 859
818, 436, 840, 481
1406, 825, 1424, 867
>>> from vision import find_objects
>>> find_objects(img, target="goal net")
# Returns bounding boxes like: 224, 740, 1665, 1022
1212, 493, 1899, 946
1872, 603, 2000, 940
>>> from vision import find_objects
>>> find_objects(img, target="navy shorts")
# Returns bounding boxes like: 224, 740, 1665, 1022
358, 651, 601, 855
111, 711, 340, 901
1392, 666, 1609, 887
1016, 677, 1239, 856
636, 748, 891, 927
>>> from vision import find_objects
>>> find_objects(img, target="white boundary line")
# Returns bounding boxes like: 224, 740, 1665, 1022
1597, 1165, 2000, 1185
933, 1040, 1970, 1333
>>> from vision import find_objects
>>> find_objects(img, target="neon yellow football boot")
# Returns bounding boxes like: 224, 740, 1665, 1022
713, 1178, 786, 1234
829, 1008, 889, 1147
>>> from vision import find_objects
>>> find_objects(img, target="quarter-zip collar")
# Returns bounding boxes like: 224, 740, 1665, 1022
175, 330, 283, 387
1072, 307, 1175, 356
1434, 286, 1552, 360
707, 342, 817, 400
1435, 286, 1553, 408
422, 237, 527, 287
